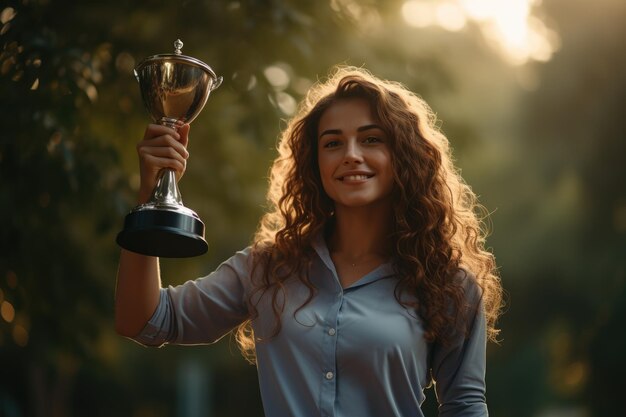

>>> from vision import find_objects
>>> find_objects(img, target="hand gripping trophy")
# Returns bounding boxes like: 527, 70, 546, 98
117, 40, 222, 258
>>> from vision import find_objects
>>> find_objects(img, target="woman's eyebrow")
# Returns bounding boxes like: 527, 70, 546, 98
357, 124, 384, 132
318, 124, 384, 139
318, 129, 341, 139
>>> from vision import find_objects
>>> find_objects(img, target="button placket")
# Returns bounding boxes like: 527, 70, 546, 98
319, 290, 342, 417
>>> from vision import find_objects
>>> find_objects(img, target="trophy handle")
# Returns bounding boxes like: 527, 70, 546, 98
211, 76, 223, 91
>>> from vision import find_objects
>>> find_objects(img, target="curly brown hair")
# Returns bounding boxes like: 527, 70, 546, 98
236, 66, 503, 363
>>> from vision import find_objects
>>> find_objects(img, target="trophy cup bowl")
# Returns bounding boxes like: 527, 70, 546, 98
116, 39, 222, 258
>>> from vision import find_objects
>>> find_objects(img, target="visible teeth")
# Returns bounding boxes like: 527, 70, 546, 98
343, 175, 369, 181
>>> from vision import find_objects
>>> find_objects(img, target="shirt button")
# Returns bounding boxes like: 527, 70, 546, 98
325, 371, 334, 380
328, 328, 336, 336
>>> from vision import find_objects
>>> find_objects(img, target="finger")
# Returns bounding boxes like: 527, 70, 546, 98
138, 135, 189, 159
178, 124, 190, 148
142, 154, 186, 174
138, 145, 187, 166
143, 124, 181, 141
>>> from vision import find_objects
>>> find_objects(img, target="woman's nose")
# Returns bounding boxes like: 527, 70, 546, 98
343, 140, 363, 164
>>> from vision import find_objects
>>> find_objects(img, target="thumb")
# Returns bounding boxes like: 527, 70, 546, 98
178, 123, 190, 148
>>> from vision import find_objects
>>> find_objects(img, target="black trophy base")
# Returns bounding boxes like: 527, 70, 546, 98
116, 208, 208, 258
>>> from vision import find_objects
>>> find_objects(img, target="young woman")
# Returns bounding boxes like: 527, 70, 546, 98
115, 66, 503, 417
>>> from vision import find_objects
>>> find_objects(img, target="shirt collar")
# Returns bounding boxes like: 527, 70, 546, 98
311, 231, 396, 290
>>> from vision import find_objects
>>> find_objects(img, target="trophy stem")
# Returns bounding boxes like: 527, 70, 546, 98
159, 117, 184, 131
150, 169, 183, 206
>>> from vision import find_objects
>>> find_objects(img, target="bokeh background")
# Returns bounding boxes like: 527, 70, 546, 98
1, 0, 624, 416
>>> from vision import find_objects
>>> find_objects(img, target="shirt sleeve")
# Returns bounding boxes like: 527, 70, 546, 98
430, 275, 489, 417
132, 247, 253, 347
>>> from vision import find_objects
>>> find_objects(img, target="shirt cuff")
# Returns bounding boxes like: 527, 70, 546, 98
131, 288, 175, 347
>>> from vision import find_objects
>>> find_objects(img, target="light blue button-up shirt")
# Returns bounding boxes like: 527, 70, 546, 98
134, 233, 488, 417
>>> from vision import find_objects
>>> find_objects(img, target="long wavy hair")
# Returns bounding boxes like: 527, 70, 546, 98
236, 66, 502, 363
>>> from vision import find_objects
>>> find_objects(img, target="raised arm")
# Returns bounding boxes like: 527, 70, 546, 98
114, 124, 189, 337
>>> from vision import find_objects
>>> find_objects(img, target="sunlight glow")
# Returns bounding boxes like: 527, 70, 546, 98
0, 7, 16, 25
276, 92, 297, 115
402, 1, 435, 28
402, 0, 559, 65
1, 300, 15, 323
435, 3, 466, 32
263, 65, 290, 90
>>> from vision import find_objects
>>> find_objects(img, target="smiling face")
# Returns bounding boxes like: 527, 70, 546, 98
317, 98, 395, 211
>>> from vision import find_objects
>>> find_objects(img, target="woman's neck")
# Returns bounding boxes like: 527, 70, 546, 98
327, 203, 393, 262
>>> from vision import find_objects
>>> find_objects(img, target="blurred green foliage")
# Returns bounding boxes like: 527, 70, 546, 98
1, 0, 624, 416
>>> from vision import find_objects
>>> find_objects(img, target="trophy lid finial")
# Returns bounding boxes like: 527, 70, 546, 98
174, 39, 183, 55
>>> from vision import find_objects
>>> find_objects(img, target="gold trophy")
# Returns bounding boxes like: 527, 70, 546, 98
117, 40, 222, 257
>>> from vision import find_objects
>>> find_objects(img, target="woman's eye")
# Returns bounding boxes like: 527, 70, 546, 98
363, 136, 381, 144
323, 140, 340, 148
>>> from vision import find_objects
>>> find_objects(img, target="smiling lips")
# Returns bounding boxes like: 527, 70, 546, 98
338, 173, 374, 181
